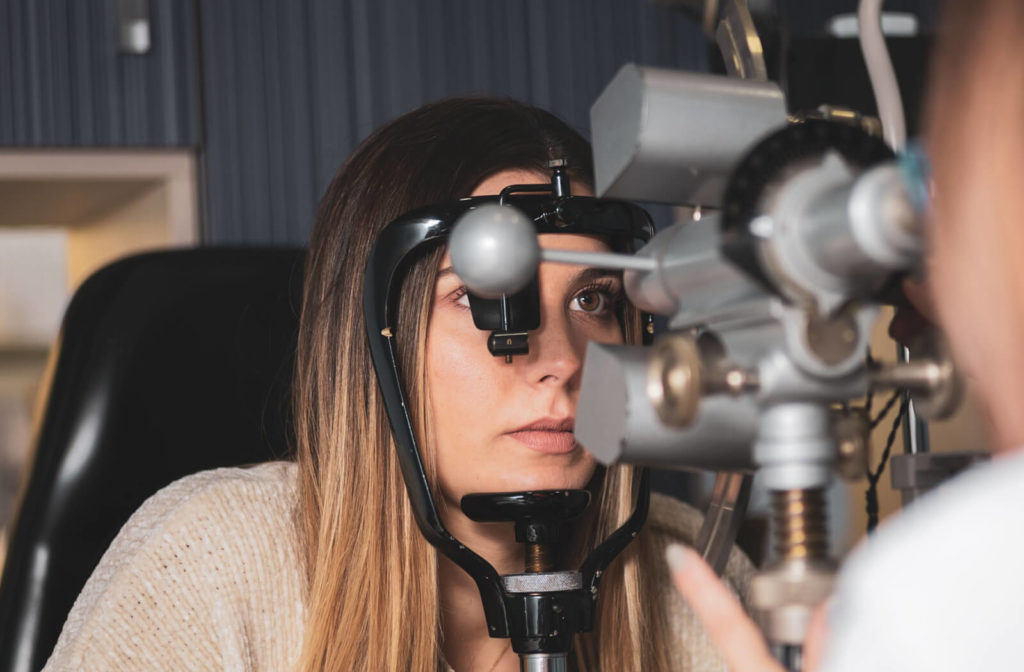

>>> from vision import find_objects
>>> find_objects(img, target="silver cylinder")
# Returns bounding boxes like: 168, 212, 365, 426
764, 158, 923, 313
753, 402, 835, 490
794, 161, 922, 282
520, 653, 568, 672
575, 342, 758, 470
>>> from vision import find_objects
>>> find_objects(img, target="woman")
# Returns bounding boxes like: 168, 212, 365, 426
669, 0, 1024, 670
44, 97, 751, 672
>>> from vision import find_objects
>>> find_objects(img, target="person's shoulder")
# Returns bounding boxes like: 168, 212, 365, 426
146, 459, 298, 511
644, 492, 755, 671
45, 461, 305, 671
845, 450, 1024, 576
647, 491, 705, 543
646, 491, 754, 596
86, 459, 301, 597
165, 460, 297, 520
824, 451, 1024, 672
100, 460, 299, 557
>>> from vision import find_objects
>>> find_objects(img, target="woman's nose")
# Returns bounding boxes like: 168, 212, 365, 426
524, 313, 583, 386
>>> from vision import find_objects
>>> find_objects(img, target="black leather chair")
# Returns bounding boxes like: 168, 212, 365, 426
0, 248, 304, 672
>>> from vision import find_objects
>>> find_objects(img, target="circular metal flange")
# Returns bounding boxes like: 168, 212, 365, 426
520, 653, 569, 672
750, 558, 836, 645
647, 334, 703, 427
501, 571, 582, 594
721, 118, 895, 297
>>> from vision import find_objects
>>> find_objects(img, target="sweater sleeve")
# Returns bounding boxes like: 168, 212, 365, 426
42, 462, 305, 672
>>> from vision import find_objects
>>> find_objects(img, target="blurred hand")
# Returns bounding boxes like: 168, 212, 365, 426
666, 544, 828, 672
889, 277, 937, 346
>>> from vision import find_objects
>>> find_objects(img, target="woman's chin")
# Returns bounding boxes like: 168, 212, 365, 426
491, 464, 596, 493
439, 455, 598, 503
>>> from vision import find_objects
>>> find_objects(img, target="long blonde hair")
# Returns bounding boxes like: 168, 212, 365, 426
292, 97, 671, 671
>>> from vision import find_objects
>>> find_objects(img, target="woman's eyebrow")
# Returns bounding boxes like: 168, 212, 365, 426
569, 266, 622, 286
435, 264, 620, 287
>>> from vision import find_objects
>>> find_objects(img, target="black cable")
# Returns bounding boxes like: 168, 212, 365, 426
869, 390, 902, 430
865, 393, 909, 533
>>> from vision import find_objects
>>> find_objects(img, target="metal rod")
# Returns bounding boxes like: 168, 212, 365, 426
695, 472, 752, 575
868, 361, 942, 392
539, 249, 657, 271
525, 544, 552, 573
898, 344, 930, 455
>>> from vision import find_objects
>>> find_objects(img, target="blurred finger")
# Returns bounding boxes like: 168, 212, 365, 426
666, 544, 785, 672
802, 599, 830, 672
902, 276, 937, 321
888, 305, 930, 345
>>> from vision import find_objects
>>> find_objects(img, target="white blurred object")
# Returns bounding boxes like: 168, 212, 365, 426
829, 12, 919, 38
857, 0, 908, 150
117, 0, 151, 54
824, 450, 1024, 672
0, 229, 69, 348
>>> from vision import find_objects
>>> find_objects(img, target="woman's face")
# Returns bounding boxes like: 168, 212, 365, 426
425, 170, 623, 506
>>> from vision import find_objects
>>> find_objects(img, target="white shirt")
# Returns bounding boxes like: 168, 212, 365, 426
822, 449, 1024, 672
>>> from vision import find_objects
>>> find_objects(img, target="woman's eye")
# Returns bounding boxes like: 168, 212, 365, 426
454, 288, 471, 308
571, 289, 607, 314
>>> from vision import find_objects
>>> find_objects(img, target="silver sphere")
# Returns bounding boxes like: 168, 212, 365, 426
448, 204, 540, 299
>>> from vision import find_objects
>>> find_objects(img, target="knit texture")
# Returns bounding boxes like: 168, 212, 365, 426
43, 462, 752, 671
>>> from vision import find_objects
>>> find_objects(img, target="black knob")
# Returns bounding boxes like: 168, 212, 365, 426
461, 490, 591, 546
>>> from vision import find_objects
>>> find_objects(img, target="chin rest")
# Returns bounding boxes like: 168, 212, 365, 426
0, 247, 304, 672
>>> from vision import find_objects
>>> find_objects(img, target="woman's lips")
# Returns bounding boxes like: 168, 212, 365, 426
506, 430, 579, 454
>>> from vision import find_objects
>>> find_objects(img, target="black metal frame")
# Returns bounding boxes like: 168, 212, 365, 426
363, 192, 655, 647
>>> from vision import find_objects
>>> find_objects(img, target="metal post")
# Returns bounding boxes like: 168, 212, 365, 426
899, 344, 931, 456
519, 653, 568, 672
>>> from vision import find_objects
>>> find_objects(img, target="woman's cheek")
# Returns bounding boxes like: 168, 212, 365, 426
425, 318, 507, 490
430, 322, 497, 406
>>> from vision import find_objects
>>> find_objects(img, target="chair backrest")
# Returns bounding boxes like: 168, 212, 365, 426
0, 247, 305, 672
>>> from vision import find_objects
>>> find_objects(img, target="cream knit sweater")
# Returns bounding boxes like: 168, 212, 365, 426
43, 462, 752, 671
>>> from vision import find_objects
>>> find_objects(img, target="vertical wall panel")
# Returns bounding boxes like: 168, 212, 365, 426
0, 1, 942, 241
198, 0, 710, 245
0, 0, 200, 147
68, 1, 94, 143
307, 1, 356, 187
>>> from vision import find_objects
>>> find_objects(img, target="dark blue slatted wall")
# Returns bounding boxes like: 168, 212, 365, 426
0, 0, 200, 146
197, 0, 709, 244
0, 0, 942, 243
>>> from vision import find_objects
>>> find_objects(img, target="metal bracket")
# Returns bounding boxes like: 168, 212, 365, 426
715, 0, 768, 81
695, 471, 753, 575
